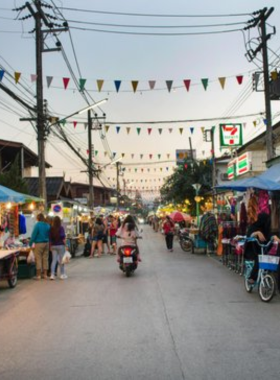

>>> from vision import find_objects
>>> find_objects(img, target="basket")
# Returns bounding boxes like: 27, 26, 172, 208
258, 255, 280, 272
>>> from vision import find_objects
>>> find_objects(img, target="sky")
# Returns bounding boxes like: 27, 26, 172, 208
0, 0, 280, 201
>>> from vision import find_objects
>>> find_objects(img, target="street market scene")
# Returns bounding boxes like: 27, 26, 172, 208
1, 1, 280, 379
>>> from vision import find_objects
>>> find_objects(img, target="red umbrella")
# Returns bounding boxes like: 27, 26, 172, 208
169, 211, 191, 223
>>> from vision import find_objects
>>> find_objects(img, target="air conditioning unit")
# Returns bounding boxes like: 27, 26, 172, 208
220, 173, 228, 181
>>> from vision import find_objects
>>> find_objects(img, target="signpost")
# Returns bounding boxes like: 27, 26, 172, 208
219, 123, 243, 148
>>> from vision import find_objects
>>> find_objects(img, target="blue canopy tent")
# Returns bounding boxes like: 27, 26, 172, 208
0, 185, 43, 203
258, 162, 280, 183
215, 176, 280, 192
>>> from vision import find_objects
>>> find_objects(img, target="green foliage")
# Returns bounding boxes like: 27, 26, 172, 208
160, 160, 212, 212
0, 154, 28, 193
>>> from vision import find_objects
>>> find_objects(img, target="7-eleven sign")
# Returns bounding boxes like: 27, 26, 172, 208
219, 123, 243, 147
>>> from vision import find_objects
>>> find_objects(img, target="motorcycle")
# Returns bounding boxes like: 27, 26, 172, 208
178, 229, 194, 254
116, 236, 142, 277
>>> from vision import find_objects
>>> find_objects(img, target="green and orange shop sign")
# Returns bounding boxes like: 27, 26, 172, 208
219, 123, 243, 147
227, 152, 252, 180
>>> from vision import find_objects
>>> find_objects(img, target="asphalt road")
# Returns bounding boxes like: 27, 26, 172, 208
1, 225, 280, 380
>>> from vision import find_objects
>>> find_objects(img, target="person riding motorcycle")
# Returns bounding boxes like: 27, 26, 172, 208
116, 215, 142, 263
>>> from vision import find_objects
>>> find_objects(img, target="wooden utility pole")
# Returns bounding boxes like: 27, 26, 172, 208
87, 110, 94, 210
244, 7, 275, 161
24, 1, 68, 206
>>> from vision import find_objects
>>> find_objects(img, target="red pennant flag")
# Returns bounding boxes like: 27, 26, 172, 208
63, 77, 70, 89
183, 79, 191, 91
236, 75, 243, 85
73, 121, 77, 128
147, 128, 152, 135
149, 154, 153, 159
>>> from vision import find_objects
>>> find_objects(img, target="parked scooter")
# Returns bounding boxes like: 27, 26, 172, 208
178, 229, 194, 254
116, 236, 142, 277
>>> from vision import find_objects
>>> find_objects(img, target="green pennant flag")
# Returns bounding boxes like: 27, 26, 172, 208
137, 128, 141, 135
95, 150, 98, 156
201, 78, 209, 90
79, 78, 87, 91
60, 119, 66, 126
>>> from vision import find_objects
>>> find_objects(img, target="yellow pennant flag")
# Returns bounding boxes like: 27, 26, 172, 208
131, 81, 139, 92
122, 153, 125, 158
218, 77, 226, 89
105, 125, 110, 133
179, 128, 183, 135
126, 127, 131, 134
97, 80, 104, 92
15, 72, 21, 84
253, 120, 257, 127
271, 71, 278, 80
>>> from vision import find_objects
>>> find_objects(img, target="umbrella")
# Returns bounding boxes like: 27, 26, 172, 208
0, 185, 26, 203
169, 211, 191, 223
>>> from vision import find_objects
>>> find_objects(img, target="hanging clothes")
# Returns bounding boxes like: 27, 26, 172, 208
199, 212, 218, 244
19, 213, 27, 235
247, 193, 258, 225
257, 190, 270, 215
239, 202, 247, 235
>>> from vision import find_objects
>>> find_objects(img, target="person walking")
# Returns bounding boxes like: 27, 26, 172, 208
108, 215, 118, 255
29, 213, 50, 280
89, 217, 105, 258
49, 216, 67, 280
163, 216, 175, 252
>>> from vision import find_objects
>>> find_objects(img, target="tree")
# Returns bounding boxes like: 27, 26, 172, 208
0, 154, 28, 193
160, 160, 212, 213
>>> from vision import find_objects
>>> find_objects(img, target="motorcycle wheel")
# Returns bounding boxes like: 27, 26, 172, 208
8, 261, 18, 288
180, 239, 194, 254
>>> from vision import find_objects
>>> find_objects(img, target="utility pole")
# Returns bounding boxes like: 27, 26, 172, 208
116, 162, 121, 211
87, 110, 94, 210
22, 1, 68, 206
244, 7, 275, 161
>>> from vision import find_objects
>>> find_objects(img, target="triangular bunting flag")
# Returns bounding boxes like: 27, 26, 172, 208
131, 81, 138, 92
179, 128, 183, 135
201, 78, 208, 90
122, 153, 125, 158
158, 154, 161, 159
271, 71, 278, 81
158, 128, 162, 135
63, 77, 70, 89
218, 77, 226, 89
168, 128, 172, 133
46, 76, 53, 88
0, 70, 5, 82
113, 152, 117, 158
97, 79, 104, 92
201, 127, 205, 134
131, 154, 134, 159
148, 128, 152, 135
236, 75, 243, 85
190, 127, 194, 134
183, 79, 191, 91
105, 125, 110, 133
73, 121, 77, 128
166, 80, 173, 92
95, 150, 98, 156
149, 154, 153, 159
140, 154, 143, 159
14, 72, 21, 84
116, 126, 121, 134
136, 128, 141, 135
114, 80, 121, 92
148, 80, 156, 90
167, 154, 170, 159
104, 151, 108, 156
31, 74, 37, 82
126, 127, 131, 134
253, 120, 257, 127
79, 78, 87, 91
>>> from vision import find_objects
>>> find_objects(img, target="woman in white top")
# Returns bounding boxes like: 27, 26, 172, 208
116, 215, 141, 262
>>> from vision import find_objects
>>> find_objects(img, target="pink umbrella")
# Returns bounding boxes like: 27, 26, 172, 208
169, 211, 191, 223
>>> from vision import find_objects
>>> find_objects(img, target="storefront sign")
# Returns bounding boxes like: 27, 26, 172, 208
227, 152, 252, 179
219, 123, 243, 147
51, 202, 63, 219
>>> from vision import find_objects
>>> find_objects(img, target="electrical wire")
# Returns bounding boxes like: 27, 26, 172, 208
57, 7, 252, 18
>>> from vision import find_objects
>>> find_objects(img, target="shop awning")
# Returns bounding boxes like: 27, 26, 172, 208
215, 176, 280, 192
258, 163, 280, 183
0, 185, 44, 203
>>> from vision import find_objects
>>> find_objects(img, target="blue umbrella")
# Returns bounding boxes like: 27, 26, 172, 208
0, 185, 26, 203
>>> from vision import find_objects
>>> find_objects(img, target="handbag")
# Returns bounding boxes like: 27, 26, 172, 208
27, 250, 35, 264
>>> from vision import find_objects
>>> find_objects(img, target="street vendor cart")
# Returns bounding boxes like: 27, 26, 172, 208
0, 249, 19, 288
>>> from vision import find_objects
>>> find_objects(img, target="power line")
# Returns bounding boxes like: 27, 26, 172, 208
57, 7, 252, 18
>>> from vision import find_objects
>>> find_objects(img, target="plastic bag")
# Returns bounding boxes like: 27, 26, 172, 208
27, 250, 35, 264
62, 250, 71, 264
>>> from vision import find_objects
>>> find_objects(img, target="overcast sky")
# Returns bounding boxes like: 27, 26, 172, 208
0, 0, 280, 200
